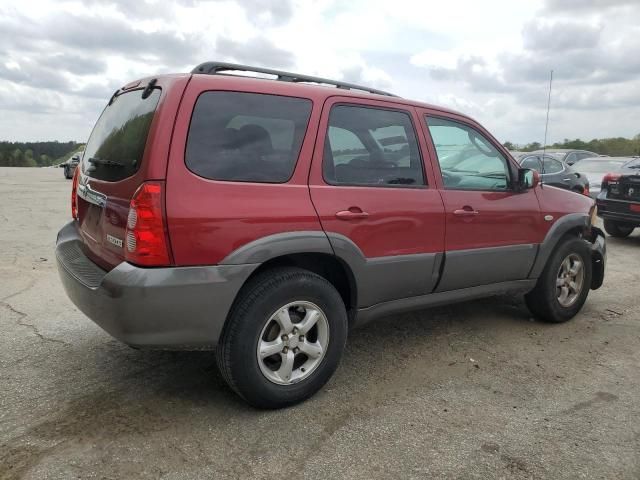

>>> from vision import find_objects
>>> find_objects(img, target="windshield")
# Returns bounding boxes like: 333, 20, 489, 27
82, 88, 161, 182
576, 159, 626, 173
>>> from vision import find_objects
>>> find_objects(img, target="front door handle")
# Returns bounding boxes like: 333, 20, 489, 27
453, 206, 479, 217
336, 207, 369, 220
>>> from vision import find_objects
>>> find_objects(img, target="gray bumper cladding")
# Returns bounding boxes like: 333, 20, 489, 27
55, 221, 258, 349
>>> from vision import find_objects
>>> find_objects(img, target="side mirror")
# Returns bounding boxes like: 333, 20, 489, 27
518, 168, 539, 190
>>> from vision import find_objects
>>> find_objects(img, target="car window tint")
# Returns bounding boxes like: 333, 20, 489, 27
425, 116, 510, 191
521, 156, 542, 171
323, 105, 425, 187
186, 92, 312, 183
82, 88, 161, 182
543, 157, 563, 174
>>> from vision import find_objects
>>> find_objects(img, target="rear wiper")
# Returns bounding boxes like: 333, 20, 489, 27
87, 157, 125, 168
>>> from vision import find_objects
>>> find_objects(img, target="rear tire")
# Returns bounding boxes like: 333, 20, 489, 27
603, 220, 635, 238
525, 236, 592, 323
64, 167, 71, 179
216, 267, 348, 409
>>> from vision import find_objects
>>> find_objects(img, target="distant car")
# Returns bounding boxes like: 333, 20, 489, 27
573, 157, 631, 198
532, 149, 602, 166
596, 157, 640, 237
515, 153, 589, 194
63, 153, 82, 179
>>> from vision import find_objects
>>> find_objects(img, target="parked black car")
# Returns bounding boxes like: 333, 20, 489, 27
596, 157, 640, 237
63, 154, 81, 179
515, 153, 589, 194
531, 149, 601, 166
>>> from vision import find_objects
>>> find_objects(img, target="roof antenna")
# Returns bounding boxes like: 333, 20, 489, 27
541, 69, 554, 189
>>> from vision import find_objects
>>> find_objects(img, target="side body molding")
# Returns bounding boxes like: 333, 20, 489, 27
325, 233, 442, 308
528, 213, 590, 278
220, 231, 443, 309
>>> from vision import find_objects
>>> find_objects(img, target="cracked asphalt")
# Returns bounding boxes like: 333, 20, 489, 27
1, 166, 639, 479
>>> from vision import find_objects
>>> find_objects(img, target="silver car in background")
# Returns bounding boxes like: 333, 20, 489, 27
574, 157, 635, 197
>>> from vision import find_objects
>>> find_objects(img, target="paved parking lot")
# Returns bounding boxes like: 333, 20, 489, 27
1, 167, 639, 479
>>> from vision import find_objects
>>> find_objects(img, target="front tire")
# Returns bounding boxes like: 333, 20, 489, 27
216, 267, 348, 409
525, 236, 592, 323
603, 220, 635, 238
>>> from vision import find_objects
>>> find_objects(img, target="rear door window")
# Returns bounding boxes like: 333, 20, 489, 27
323, 105, 425, 187
82, 88, 161, 182
185, 92, 312, 183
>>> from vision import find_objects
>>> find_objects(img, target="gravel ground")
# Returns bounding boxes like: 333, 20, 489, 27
1, 166, 639, 480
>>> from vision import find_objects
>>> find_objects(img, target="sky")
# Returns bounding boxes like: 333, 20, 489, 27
0, 0, 639, 145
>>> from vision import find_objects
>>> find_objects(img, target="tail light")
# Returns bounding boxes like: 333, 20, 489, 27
71, 167, 79, 219
602, 173, 621, 193
124, 181, 172, 266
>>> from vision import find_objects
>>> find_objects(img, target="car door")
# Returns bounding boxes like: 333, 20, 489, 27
308, 97, 445, 307
418, 111, 544, 292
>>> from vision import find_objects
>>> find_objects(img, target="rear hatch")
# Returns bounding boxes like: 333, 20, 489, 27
75, 81, 164, 270
607, 173, 640, 202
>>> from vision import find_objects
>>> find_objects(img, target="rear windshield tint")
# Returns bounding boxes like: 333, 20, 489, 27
185, 92, 312, 183
82, 88, 161, 182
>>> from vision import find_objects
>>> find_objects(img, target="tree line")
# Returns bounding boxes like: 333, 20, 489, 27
503, 134, 640, 156
0, 141, 84, 167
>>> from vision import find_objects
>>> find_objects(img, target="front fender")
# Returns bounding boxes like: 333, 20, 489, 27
528, 213, 590, 279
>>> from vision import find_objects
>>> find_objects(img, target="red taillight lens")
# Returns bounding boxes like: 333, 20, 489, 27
71, 167, 79, 219
124, 181, 171, 267
601, 173, 621, 190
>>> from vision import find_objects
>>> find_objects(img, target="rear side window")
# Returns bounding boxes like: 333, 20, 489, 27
323, 105, 425, 187
82, 88, 161, 182
185, 92, 312, 183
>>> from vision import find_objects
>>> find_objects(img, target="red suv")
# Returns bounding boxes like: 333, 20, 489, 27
56, 62, 606, 408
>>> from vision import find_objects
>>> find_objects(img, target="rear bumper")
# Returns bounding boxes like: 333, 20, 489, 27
55, 221, 258, 349
596, 195, 640, 225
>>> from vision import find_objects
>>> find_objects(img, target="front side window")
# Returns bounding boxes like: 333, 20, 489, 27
186, 92, 312, 183
521, 155, 564, 174
521, 155, 543, 171
426, 116, 510, 191
323, 105, 425, 187
82, 88, 161, 182
542, 157, 564, 174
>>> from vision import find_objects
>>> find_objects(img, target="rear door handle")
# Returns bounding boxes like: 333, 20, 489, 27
336, 207, 369, 220
453, 207, 479, 217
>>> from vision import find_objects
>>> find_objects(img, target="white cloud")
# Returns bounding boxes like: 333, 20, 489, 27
0, 0, 638, 144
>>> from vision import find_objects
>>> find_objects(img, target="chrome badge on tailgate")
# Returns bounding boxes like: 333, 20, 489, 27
77, 175, 107, 208
106, 234, 123, 248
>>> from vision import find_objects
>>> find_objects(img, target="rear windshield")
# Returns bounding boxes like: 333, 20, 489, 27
576, 159, 627, 173
185, 92, 312, 183
82, 88, 161, 182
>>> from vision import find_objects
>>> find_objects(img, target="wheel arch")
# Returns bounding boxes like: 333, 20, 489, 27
220, 232, 358, 322
529, 213, 591, 279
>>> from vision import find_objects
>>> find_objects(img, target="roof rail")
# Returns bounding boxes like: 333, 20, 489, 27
191, 62, 398, 97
